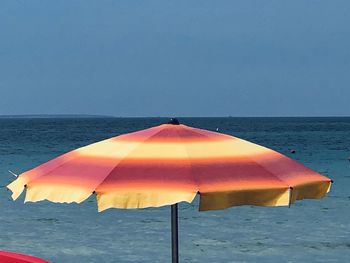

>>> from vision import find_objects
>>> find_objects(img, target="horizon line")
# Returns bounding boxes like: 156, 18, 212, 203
0, 114, 350, 118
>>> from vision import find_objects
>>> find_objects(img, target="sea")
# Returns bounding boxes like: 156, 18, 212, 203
0, 117, 349, 263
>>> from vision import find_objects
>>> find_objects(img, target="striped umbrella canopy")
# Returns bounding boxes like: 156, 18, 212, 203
0, 251, 49, 263
7, 118, 332, 263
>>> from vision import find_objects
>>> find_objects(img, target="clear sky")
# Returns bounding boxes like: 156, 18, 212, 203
0, 1, 349, 117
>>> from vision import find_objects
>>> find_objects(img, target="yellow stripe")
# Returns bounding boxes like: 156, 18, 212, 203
24, 184, 92, 204
77, 139, 270, 160
96, 189, 196, 212
199, 188, 290, 211
7, 176, 27, 200
290, 180, 331, 204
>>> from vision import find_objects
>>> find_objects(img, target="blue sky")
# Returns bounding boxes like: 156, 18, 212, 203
0, 1, 349, 117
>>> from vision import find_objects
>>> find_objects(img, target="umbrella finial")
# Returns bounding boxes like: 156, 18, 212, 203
168, 118, 180, 125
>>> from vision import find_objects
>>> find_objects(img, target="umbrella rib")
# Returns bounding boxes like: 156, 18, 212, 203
19, 135, 128, 194
19, 136, 116, 186
92, 125, 169, 194
175, 125, 222, 195
184, 125, 292, 205
20, 127, 166, 204
174, 128, 200, 195
11, 151, 81, 200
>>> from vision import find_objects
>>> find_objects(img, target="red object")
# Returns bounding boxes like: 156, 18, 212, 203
0, 251, 49, 263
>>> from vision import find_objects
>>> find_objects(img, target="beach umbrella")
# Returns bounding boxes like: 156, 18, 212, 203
0, 251, 49, 263
7, 118, 332, 263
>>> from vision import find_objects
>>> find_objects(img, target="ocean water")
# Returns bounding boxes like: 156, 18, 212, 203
0, 117, 349, 263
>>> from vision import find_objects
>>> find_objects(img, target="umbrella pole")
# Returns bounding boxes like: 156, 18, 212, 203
171, 204, 179, 263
